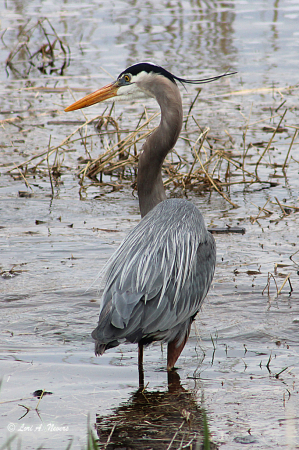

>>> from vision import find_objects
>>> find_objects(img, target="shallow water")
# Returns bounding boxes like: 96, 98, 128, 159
1, 0, 299, 449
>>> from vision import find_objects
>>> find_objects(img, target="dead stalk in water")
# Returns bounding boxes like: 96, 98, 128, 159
255, 109, 287, 178
47, 135, 54, 197
282, 128, 298, 171
250, 199, 272, 224
194, 146, 238, 208
12, 162, 32, 191
263, 271, 293, 308
242, 104, 252, 181
276, 273, 292, 297
262, 272, 279, 298
275, 196, 288, 216
185, 89, 201, 130
290, 250, 299, 269
185, 127, 210, 183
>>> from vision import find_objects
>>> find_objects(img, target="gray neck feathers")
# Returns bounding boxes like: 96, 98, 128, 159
137, 75, 183, 218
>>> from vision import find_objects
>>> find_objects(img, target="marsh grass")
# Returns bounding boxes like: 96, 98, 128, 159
7, 98, 298, 211
5, 18, 70, 78
3, 19, 299, 214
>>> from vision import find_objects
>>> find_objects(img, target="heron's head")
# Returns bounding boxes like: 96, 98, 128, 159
64, 62, 175, 112
64, 62, 237, 112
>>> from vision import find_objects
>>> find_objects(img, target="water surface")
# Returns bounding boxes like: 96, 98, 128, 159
1, 0, 299, 448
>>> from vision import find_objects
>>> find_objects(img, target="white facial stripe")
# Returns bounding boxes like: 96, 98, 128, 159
116, 84, 150, 101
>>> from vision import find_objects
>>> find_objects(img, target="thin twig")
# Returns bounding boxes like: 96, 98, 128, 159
255, 109, 288, 178
47, 135, 54, 197
194, 147, 238, 208
277, 273, 292, 296
12, 162, 33, 191
250, 199, 272, 224
282, 128, 298, 171
185, 127, 210, 183
185, 90, 201, 130
166, 421, 185, 450
102, 422, 119, 450
275, 197, 287, 216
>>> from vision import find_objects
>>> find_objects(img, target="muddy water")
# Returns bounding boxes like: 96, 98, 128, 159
1, 0, 299, 449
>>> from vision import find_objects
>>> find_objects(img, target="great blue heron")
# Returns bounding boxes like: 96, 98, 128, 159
65, 62, 231, 374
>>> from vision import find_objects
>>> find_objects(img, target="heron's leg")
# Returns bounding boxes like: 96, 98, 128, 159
138, 342, 144, 388
167, 326, 191, 371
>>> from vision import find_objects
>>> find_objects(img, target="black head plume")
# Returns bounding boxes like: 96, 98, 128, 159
174, 70, 237, 87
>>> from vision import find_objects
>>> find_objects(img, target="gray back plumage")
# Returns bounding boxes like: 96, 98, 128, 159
92, 198, 216, 354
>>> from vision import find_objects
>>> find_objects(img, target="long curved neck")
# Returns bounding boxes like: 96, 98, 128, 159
137, 76, 183, 218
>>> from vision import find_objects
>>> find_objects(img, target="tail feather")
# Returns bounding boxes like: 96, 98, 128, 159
93, 334, 120, 356
94, 341, 106, 356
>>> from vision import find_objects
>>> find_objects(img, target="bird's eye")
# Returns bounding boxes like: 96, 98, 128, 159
124, 74, 131, 83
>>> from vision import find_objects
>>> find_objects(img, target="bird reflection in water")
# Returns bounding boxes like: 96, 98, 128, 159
95, 370, 218, 450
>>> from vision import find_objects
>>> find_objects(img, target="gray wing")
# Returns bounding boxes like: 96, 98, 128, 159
92, 199, 216, 353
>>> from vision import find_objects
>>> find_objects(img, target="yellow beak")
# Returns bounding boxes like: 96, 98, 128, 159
64, 82, 119, 112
